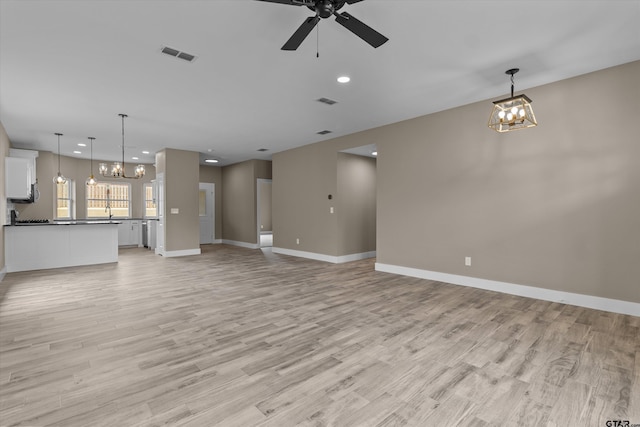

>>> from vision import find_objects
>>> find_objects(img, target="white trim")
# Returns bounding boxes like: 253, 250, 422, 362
337, 251, 377, 263
375, 263, 640, 317
213, 239, 222, 244
272, 247, 376, 264
223, 239, 260, 249
0, 266, 6, 282
159, 248, 201, 258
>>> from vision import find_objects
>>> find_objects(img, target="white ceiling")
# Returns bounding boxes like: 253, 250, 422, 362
1, 0, 639, 166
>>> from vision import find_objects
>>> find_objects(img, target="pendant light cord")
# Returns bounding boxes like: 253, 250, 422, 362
55, 133, 62, 175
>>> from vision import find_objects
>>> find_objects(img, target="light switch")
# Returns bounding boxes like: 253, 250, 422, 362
330, 207, 334, 214
170, 208, 179, 214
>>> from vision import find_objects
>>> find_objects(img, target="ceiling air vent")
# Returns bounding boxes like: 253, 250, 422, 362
317, 130, 332, 135
257, 148, 269, 152
161, 46, 197, 62
317, 97, 337, 105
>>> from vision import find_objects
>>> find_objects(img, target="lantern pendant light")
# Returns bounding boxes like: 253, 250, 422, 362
53, 133, 67, 185
86, 137, 98, 186
488, 68, 537, 133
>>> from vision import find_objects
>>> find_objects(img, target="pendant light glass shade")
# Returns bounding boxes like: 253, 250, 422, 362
53, 133, 67, 185
488, 68, 537, 133
86, 137, 98, 186
99, 114, 145, 179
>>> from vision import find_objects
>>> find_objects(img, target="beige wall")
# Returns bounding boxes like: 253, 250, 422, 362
337, 153, 376, 256
259, 180, 272, 232
161, 149, 200, 252
0, 122, 9, 273
199, 165, 223, 240
273, 134, 380, 256
273, 61, 639, 304
375, 61, 640, 303
12, 152, 155, 220
222, 160, 272, 244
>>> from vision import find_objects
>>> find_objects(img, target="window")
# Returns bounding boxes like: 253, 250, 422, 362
87, 183, 131, 218
55, 180, 75, 219
144, 183, 157, 218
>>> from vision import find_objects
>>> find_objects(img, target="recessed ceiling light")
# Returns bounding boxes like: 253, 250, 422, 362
142, 151, 150, 154
132, 157, 139, 160
207, 149, 213, 152
205, 159, 219, 164
371, 151, 378, 156
337, 76, 350, 83
73, 150, 81, 154
77, 143, 87, 147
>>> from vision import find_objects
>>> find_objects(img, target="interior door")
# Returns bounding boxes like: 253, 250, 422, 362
199, 183, 215, 244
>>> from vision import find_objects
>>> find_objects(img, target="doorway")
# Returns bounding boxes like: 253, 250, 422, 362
199, 183, 215, 244
257, 179, 272, 248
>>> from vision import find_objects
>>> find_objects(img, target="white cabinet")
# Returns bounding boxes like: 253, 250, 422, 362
5, 149, 38, 202
117, 220, 141, 246
5, 157, 32, 199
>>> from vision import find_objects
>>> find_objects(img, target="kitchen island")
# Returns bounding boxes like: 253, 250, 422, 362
4, 221, 120, 272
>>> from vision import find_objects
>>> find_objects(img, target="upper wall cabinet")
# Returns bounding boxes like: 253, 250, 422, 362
5, 149, 38, 202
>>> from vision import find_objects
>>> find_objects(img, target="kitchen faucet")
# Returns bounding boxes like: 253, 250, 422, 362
105, 188, 113, 220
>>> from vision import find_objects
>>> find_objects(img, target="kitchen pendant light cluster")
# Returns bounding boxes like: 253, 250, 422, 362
99, 114, 145, 179
488, 68, 537, 133
53, 133, 67, 185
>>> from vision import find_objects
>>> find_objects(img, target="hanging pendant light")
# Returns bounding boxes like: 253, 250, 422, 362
488, 68, 537, 133
86, 137, 98, 186
53, 133, 67, 185
99, 113, 145, 179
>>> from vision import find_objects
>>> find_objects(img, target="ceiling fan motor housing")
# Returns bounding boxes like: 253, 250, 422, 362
310, 0, 336, 18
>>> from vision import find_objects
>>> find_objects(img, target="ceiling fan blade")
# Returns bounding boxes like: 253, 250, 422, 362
282, 16, 320, 50
254, 0, 306, 5
334, 11, 388, 48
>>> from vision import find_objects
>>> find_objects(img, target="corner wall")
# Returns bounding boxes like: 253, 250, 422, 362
222, 159, 272, 246
337, 153, 376, 257
0, 122, 10, 279
272, 60, 640, 311
160, 148, 200, 255
199, 165, 223, 240
375, 60, 640, 306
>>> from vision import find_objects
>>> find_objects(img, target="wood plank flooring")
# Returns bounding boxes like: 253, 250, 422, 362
0, 245, 638, 426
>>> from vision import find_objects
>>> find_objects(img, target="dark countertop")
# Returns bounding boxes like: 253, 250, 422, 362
6, 220, 122, 226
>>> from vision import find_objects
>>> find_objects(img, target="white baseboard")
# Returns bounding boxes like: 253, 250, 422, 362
158, 248, 202, 258
272, 247, 376, 264
213, 239, 223, 244
375, 263, 640, 317
222, 240, 260, 249
0, 266, 6, 282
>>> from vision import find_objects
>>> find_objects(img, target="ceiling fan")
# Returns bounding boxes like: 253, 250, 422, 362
256, 0, 389, 50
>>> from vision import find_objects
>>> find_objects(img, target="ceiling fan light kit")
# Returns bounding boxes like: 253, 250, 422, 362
257, 0, 388, 50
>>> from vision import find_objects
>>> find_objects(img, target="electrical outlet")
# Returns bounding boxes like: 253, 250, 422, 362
296, 238, 300, 245
465, 257, 471, 266
330, 207, 334, 214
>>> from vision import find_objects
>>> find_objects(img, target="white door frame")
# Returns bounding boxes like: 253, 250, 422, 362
199, 182, 215, 244
257, 178, 272, 248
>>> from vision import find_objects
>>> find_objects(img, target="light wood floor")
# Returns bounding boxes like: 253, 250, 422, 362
1, 245, 638, 426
